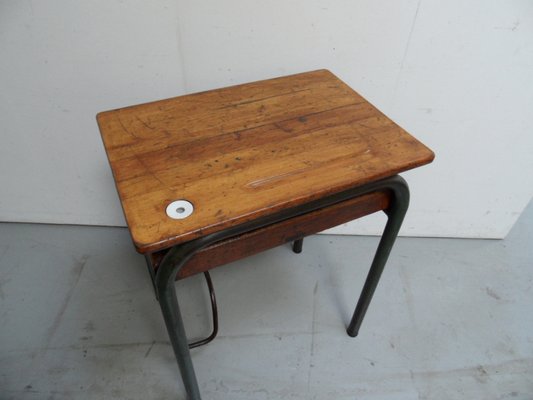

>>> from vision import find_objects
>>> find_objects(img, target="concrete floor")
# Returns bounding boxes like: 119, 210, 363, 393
1, 202, 532, 400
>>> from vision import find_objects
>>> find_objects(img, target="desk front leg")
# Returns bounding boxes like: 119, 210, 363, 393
155, 243, 203, 400
347, 177, 410, 337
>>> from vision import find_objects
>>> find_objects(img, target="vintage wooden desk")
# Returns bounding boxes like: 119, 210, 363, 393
97, 70, 434, 399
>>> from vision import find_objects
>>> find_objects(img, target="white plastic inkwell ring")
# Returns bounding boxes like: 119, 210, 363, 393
166, 199, 194, 220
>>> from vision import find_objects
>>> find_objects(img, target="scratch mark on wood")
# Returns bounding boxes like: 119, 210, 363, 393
246, 168, 312, 188
117, 116, 140, 139
216, 88, 311, 110
135, 156, 168, 189
135, 115, 155, 131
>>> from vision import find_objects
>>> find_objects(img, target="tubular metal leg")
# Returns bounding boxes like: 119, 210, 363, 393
155, 244, 203, 400
346, 179, 410, 337
292, 238, 304, 254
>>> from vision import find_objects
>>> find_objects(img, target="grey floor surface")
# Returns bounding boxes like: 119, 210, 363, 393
1, 202, 532, 400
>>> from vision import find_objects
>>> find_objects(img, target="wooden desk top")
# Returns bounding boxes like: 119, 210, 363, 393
97, 70, 434, 253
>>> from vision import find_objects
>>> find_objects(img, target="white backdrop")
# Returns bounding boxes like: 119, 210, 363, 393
1, 0, 532, 238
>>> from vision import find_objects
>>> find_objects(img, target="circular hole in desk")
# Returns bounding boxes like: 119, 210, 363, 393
166, 200, 194, 219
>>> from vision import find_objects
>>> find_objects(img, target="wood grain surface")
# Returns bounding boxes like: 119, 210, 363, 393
97, 70, 434, 253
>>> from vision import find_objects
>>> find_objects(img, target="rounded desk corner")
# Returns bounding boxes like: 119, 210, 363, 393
428, 149, 436, 163
316, 68, 334, 77
132, 236, 154, 255
419, 148, 436, 167
95, 111, 108, 123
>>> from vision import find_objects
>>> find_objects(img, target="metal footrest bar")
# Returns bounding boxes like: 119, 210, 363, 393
145, 254, 219, 349
188, 271, 219, 349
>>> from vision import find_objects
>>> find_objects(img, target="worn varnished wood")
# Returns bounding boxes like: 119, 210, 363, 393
97, 70, 434, 253
148, 191, 390, 279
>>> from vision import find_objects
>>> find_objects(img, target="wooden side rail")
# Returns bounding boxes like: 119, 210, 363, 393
147, 190, 391, 280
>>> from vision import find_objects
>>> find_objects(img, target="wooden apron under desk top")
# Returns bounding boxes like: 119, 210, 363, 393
97, 69, 434, 253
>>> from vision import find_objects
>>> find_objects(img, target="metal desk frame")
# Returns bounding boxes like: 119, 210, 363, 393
149, 175, 409, 399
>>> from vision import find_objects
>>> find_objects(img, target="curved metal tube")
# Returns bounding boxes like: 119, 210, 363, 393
154, 175, 409, 400
347, 176, 410, 336
188, 271, 218, 349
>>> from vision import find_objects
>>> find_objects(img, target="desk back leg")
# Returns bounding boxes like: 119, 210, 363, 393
347, 178, 410, 337
292, 238, 304, 254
